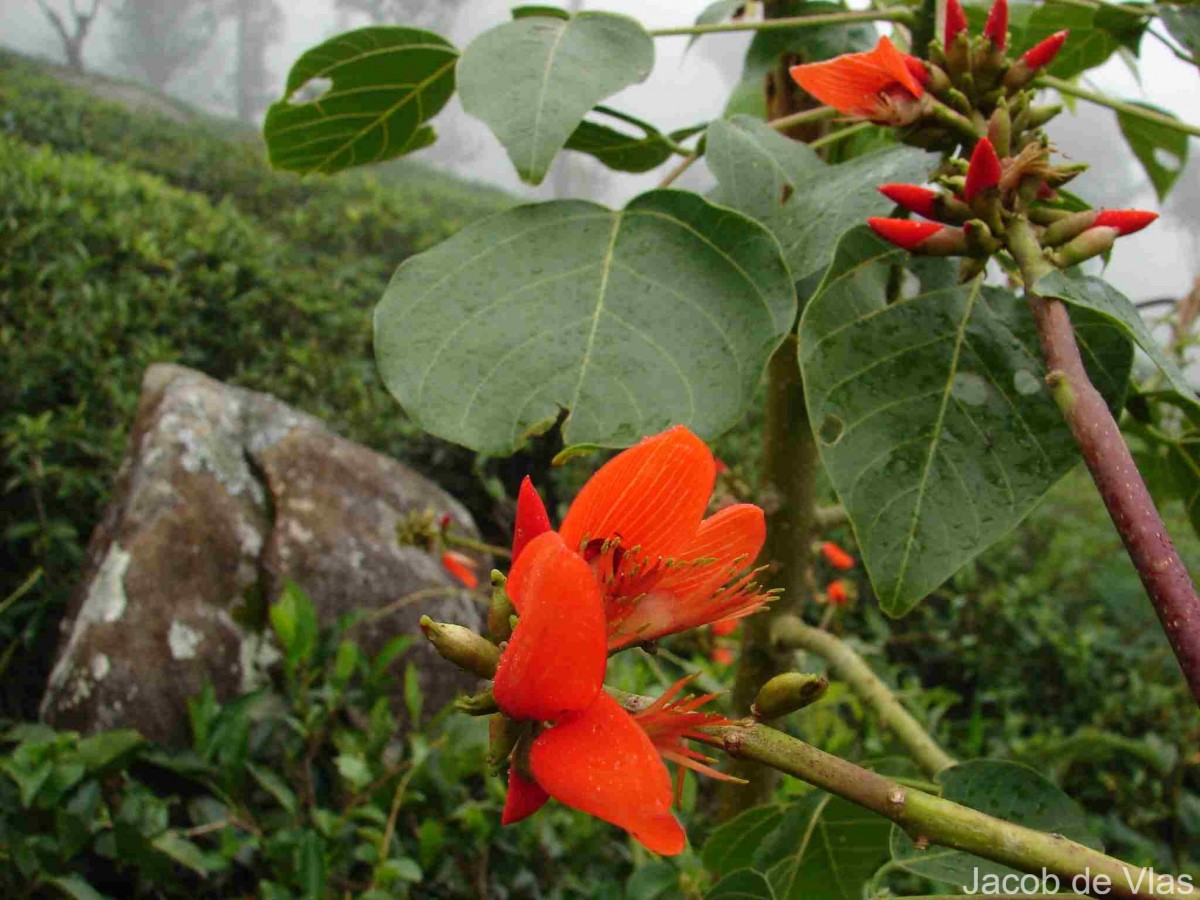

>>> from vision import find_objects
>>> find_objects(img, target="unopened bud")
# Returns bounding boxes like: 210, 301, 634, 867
964, 219, 1001, 256
488, 713, 524, 773
752, 673, 829, 721
1044, 162, 1089, 187
457, 688, 499, 716
1004, 31, 1068, 88
487, 577, 516, 643
1021, 105, 1061, 132
868, 218, 967, 255
419, 616, 500, 679
877, 184, 971, 224
1050, 226, 1118, 268
984, 0, 1009, 50
965, 137, 1002, 202
959, 257, 989, 282
1043, 208, 1157, 248
987, 102, 1011, 157
944, 0, 968, 47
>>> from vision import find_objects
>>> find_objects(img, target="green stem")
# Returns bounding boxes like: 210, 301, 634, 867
771, 615, 955, 776
444, 532, 511, 559
809, 121, 873, 149
711, 722, 1190, 899
1038, 76, 1200, 138
649, 8, 912, 37
769, 106, 839, 132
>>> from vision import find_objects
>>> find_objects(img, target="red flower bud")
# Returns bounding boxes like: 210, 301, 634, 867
878, 184, 940, 219
442, 550, 479, 590
868, 217, 944, 251
964, 138, 1002, 201
1093, 209, 1158, 236
945, 0, 969, 45
984, 0, 1009, 49
826, 580, 850, 606
1021, 30, 1068, 71
711, 618, 740, 637
820, 541, 856, 571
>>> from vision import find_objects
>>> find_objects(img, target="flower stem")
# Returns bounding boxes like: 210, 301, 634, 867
443, 532, 511, 559
649, 8, 913, 38
1037, 76, 1200, 138
809, 120, 873, 150
1006, 217, 1200, 705
771, 615, 955, 776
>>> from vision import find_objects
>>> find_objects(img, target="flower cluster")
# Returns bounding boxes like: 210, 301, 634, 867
790, 0, 1157, 278
491, 426, 771, 854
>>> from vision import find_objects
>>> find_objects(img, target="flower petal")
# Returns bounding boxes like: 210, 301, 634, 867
608, 504, 767, 648
494, 532, 607, 721
441, 551, 479, 589
501, 767, 549, 825
531, 691, 685, 855
512, 476, 552, 567
559, 426, 715, 564
790, 37, 924, 118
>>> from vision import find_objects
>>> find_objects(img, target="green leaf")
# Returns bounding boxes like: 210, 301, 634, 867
457, 12, 654, 185
375, 190, 796, 454
800, 229, 1132, 615
708, 869, 777, 900
514, 5, 570, 19
152, 831, 220, 876
77, 729, 143, 772
565, 110, 701, 173
707, 116, 934, 283
1035, 271, 1199, 411
248, 761, 298, 814
891, 760, 1101, 885
270, 581, 319, 666
1160, 4, 1200, 59
703, 804, 785, 877
298, 830, 326, 900
47, 875, 110, 900
627, 861, 680, 900
687, 1, 744, 53
1117, 102, 1189, 200
767, 796, 891, 900
264, 27, 457, 175
403, 661, 423, 724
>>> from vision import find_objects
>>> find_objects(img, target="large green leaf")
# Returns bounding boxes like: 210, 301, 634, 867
800, 228, 1132, 615
457, 12, 654, 185
1035, 271, 1199, 410
264, 27, 457, 175
892, 760, 1101, 885
766, 795, 892, 900
375, 190, 796, 454
708, 116, 934, 283
703, 804, 786, 877
1117, 102, 1189, 200
1160, 4, 1200, 59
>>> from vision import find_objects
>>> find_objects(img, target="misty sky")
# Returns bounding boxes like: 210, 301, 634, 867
2, 0, 1198, 303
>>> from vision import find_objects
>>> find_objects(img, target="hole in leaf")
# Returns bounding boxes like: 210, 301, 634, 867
288, 77, 333, 105
1153, 147, 1182, 172
818, 414, 844, 445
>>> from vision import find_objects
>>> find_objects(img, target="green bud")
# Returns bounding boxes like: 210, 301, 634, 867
1041, 210, 1099, 247
752, 673, 829, 721
419, 616, 500, 679
1045, 162, 1089, 187
959, 257, 989, 283
987, 101, 1011, 157
1025, 104, 1063, 129
1050, 226, 1118, 268
488, 579, 516, 643
945, 87, 973, 117
964, 219, 1001, 257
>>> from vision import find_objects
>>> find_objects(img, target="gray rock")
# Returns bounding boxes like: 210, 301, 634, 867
41, 364, 486, 744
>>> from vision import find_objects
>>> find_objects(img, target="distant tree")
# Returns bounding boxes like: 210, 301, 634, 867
111, 0, 218, 88
35, 0, 104, 73
218, 0, 283, 124
334, 0, 466, 30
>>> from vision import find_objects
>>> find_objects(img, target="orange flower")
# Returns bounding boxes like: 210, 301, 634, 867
634, 676, 737, 783
789, 36, 928, 125
710, 646, 736, 666
494, 533, 683, 853
440, 550, 478, 589
820, 541, 856, 571
512, 426, 770, 649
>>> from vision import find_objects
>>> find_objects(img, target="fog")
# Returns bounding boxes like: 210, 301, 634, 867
2, 0, 1197, 302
